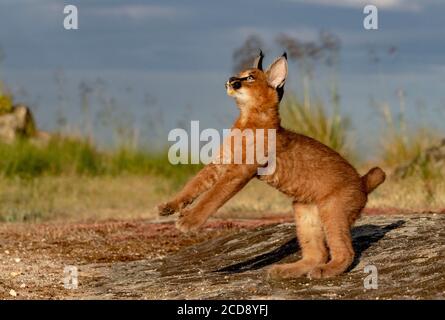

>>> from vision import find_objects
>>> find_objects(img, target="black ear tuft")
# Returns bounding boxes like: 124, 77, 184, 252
277, 86, 285, 102
252, 50, 264, 70
282, 52, 287, 60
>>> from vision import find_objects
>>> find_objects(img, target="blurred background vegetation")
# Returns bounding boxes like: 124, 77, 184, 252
0, 32, 444, 223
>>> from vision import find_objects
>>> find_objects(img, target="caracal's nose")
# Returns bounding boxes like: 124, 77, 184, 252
228, 77, 241, 90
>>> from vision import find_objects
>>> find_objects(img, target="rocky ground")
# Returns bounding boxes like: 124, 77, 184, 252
1, 212, 444, 299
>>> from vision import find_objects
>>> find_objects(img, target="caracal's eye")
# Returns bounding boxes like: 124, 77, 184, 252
247, 75, 254, 81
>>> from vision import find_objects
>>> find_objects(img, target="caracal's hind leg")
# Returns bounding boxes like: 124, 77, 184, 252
308, 189, 367, 279
268, 203, 328, 279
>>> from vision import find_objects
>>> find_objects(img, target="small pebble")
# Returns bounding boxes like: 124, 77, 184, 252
5, 250, 10, 255
14, 258, 21, 263
9, 289, 17, 297
20, 283, 26, 289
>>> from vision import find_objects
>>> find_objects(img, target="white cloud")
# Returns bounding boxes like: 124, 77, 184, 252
234, 26, 319, 42
88, 4, 186, 20
287, 0, 438, 12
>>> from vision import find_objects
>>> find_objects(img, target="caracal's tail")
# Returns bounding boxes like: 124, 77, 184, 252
362, 167, 386, 194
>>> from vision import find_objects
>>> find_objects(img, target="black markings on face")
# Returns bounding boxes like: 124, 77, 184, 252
228, 77, 242, 89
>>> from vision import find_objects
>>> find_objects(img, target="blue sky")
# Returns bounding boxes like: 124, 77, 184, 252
1, 0, 444, 156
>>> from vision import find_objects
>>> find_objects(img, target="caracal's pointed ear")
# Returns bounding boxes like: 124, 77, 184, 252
265, 52, 288, 89
252, 50, 264, 70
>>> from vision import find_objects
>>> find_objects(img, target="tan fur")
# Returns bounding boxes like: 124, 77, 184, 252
158, 55, 386, 279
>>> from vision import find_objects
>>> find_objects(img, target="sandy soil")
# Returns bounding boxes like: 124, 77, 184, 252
0, 212, 444, 299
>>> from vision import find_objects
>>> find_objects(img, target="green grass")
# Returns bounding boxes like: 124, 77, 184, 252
375, 100, 443, 179
0, 136, 201, 187
280, 93, 353, 160
376, 101, 432, 167
0, 92, 13, 115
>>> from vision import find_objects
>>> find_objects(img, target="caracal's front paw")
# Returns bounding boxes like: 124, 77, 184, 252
157, 202, 178, 216
175, 211, 207, 233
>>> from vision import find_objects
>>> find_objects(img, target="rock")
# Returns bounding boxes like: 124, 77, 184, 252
0, 104, 35, 142
9, 289, 17, 297
0, 104, 49, 144
81, 214, 445, 299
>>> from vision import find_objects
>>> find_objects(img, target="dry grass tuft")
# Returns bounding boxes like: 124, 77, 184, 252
1, 174, 443, 223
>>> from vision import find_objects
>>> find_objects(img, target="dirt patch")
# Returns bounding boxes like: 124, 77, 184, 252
1, 213, 444, 299
0, 218, 283, 299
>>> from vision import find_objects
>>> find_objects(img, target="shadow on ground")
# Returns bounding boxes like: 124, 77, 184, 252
78, 214, 444, 299
216, 220, 406, 274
